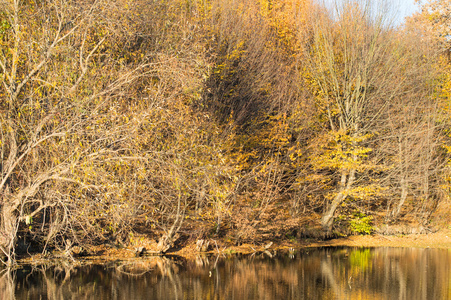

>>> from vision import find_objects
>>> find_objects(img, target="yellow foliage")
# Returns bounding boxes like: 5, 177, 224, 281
310, 131, 373, 172
343, 185, 387, 200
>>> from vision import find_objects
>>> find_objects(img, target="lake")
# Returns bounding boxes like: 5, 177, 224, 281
5, 247, 451, 299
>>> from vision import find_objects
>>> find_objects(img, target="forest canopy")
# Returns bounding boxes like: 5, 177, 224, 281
0, 0, 449, 264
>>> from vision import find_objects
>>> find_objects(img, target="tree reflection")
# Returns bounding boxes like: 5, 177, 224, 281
0, 269, 14, 300
2, 248, 451, 299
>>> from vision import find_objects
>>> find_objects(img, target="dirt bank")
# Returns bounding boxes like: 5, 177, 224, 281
310, 229, 451, 249
18, 228, 451, 266
168, 228, 451, 258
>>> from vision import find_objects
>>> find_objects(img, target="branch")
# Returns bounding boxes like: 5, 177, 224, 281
0, 130, 66, 193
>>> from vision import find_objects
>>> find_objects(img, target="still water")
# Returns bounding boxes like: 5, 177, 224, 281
4, 247, 451, 299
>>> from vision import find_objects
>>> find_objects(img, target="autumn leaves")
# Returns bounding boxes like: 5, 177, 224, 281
0, 0, 449, 262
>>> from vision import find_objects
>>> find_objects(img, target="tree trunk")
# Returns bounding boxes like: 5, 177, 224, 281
321, 191, 346, 230
321, 168, 356, 231
0, 205, 18, 262
390, 177, 408, 220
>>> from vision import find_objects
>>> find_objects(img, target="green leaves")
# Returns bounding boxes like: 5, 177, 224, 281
0, 18, 10, 35
348, 213, 373, 235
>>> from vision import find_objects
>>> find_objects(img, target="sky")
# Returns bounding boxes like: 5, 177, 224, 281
396, 0, 420, 24
322, 0, 421, 27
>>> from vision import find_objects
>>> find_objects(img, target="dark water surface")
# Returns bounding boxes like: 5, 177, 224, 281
4, 247, 451, 299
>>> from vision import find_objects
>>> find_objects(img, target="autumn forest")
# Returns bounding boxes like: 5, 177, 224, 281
0, 0, 450, 263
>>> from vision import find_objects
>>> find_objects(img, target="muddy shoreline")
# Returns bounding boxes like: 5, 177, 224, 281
15, 228, 451, 266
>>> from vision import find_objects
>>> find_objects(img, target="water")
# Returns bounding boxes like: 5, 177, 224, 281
4, 247, 451, 299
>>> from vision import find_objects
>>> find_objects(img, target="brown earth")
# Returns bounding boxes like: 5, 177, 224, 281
168, 227, 451, 260
312, 229, 451, 249
19, 227, 451, 266
18, 199, 451, 265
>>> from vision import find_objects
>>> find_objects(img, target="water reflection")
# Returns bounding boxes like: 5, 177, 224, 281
4, 247, 451, 299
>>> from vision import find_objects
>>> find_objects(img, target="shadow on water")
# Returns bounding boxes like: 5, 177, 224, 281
3, 247, 451, 299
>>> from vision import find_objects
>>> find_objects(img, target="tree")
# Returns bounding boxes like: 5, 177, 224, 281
301, 0, 417, 230
0, 0, 160, 263
375, 29, 443, 222
413, 0, 451, 54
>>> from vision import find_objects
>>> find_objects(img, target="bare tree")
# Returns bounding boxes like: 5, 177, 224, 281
302, 0, 418, 230
0, 0, 159, 263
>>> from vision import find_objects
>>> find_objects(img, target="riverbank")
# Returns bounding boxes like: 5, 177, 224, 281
17, 227, 451, 266
310, 228, 451, 249
175, 227, 449, 253
187, 227, 451, 257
